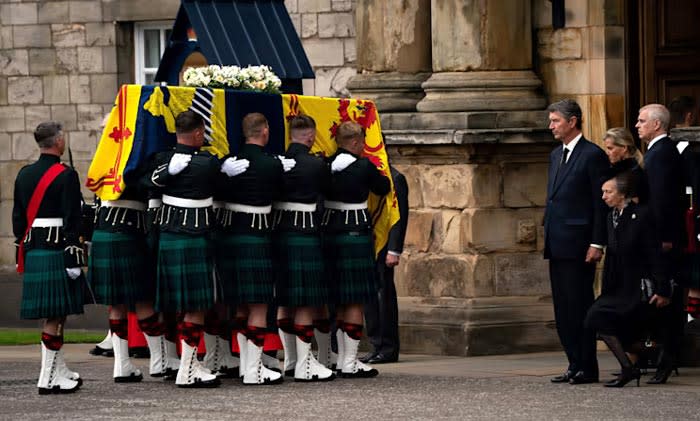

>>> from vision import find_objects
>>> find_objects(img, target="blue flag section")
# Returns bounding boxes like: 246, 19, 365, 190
223, 90, 285, 156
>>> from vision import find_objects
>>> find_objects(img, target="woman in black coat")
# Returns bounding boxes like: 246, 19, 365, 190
603, 127, 648, 204
584, 172, 672, 387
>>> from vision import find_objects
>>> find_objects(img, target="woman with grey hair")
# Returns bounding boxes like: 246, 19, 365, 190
584, 172, 671, 387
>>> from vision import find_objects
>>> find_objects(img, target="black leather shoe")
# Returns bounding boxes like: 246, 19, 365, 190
359, 352, 379, 364
551, 370, 574, 383
367, 353, 398, 364
569, 371, 598, 385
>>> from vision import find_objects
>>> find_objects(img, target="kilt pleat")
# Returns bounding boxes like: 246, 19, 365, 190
217, 234, 274, 305
156, 232, 214, 312
324, 232, 376, 305
21, 249, 84, 319
88, 230, 152, 306
275, 232, 326, 307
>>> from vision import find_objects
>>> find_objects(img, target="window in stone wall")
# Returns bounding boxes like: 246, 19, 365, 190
134, 21, 173, 85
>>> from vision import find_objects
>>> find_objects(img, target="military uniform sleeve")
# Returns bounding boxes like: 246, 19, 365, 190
148, 152, 173, 188
368, 160, 390, 196
62, 169, 86, 267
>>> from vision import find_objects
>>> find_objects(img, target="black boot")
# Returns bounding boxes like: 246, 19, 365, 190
599, 334, 640, 388
647, 348, 673, 385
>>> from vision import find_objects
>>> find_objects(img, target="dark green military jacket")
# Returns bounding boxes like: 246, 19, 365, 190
323, 148, 390, 233
13, 154, 84, 267
220, 143, 283, 234
274, 143, 330, 233
146, 143, 221, 235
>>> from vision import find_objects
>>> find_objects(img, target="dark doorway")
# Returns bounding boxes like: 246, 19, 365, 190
626, 0, 700, 127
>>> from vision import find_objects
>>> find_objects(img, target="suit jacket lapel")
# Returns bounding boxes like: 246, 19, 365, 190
551, 138, 584, 195
547, 147, 562, 196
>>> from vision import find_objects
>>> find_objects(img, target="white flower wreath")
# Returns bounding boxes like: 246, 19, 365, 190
183, 64, 282, 93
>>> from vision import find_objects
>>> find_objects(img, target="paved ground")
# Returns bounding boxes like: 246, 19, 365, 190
2, 344, 700, 420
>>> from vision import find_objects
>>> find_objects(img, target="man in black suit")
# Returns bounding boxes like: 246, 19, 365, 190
544, 99, 608, 385
636, 103, 683, 384
361, 166, 409, 364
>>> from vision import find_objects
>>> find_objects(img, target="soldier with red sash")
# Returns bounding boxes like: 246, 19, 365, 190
13, 121, 85, 394
323, 121, 390, 378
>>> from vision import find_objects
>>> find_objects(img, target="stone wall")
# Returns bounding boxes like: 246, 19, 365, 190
384, 131, 561, 356
533, 0, 626, 144
0, 1, 119, 268
285, 0, 357, 97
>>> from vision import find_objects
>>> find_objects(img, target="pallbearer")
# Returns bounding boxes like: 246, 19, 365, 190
218, 113, 293, 385
14, 122, 85, 394
148, 110, 223, 388
89, 156, 178, 383
274, 115, 335, 382
323, 121, 390, 378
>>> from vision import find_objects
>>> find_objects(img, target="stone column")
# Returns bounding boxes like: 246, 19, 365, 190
416, 0, 545, 113
346, 0, 431, 111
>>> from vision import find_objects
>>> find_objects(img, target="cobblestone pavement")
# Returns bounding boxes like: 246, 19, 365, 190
1, 344, 700, 420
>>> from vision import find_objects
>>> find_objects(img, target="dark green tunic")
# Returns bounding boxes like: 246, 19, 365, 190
13, 154, 84, 319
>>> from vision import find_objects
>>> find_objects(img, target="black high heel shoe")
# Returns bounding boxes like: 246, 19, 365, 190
604, 367, 641, 388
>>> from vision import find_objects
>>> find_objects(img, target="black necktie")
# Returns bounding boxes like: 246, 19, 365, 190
554, 147, 569, 183
560, 147, 569, 167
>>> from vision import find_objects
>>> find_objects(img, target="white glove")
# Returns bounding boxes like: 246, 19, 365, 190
331, 153, 357, 173
221, 157, 250, 177
66, 267, 82, 280
277, 156, 297, 173
168, 153, 192, 175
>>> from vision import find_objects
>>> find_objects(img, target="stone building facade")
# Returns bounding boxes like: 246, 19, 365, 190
2, 0, 696, 355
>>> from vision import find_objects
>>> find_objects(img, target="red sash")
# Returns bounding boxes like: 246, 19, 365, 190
17, 163, 67, 273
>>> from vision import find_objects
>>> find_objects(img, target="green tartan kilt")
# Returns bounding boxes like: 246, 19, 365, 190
275, 232, 327, 307
217, 234, 274, 305
324, 231, 376, 305
88, 230, 152, 306
156, 232, 214, 312
21, 249, 84, 319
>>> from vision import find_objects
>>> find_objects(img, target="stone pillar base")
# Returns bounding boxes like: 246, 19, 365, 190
398, 296, 560, 356
347, 72, 431, 112
416, 71, 547, 113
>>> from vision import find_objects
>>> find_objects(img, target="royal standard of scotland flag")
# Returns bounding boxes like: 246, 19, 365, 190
87, 84, 398, 255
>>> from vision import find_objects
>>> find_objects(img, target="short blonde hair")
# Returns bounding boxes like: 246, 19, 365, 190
336, 121, 363, 145
242, 113, 268, 138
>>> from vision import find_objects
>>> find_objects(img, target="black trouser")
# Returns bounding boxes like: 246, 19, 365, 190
364, 263, 400, 358
549, 258, 598, 376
